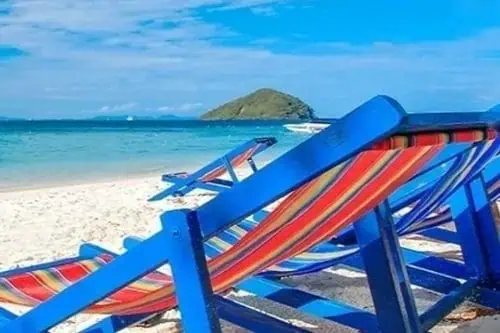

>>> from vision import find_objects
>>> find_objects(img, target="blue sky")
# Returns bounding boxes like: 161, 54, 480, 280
1, 0, 500, 118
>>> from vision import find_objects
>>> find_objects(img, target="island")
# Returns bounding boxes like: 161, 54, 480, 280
201, 88, 315, 120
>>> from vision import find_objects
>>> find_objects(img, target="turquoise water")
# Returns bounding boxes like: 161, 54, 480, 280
0, 120, 306, 189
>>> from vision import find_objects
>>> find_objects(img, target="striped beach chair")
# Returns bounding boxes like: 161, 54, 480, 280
149, 137, 276, 201
149, 132, 500, 267
0, 96, 499, 333
151, 135, 499, 247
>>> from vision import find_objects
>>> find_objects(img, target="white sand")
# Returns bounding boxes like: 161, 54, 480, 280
0, 173, 499, 332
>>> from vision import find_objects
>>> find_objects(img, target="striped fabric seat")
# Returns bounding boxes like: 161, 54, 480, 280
206, 132, 500, 274
0, 128, 497, 316
264, 137, 500, 276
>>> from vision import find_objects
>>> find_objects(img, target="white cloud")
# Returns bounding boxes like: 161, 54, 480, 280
211, 0, 285, 10
157, 105, 174, 112
179, 102, 204, 111
156, 103, 203, 113
99, 103, 137, 113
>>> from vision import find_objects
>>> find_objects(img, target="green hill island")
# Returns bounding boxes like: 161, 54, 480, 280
201, 88, 315, 120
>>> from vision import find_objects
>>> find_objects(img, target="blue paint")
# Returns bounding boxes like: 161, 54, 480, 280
237, 277, 378, 332
354, 202, 422, 333
164, 211, 221, 332
79, 242, 311, 333
214, 296, 310, 333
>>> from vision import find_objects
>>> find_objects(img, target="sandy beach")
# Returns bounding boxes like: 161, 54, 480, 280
0, 170, 499, 332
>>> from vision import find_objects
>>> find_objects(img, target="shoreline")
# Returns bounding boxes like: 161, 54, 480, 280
0, 160, 199, 193
0, 171, 164, 194
0, 158, 275, 193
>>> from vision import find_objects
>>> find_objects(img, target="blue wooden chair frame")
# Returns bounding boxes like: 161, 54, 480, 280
1, 96, 500, 333
417, 157, 499, 244
149, 137, 276, 201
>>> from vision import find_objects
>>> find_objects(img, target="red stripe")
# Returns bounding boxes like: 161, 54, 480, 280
6, 274, 55, 302
209, 151, 388, 283
372, 128, 497, 150
56, 261, 102, 283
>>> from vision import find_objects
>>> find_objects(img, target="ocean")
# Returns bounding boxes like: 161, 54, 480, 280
0, 120, 307, 190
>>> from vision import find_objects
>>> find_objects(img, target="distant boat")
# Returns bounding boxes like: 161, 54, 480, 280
283, 121, 330, 134
126, 116, 134, 121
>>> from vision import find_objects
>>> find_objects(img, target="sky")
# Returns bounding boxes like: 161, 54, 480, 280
1, 0, 500, 119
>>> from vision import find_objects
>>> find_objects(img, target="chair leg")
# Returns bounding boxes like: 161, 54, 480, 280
354, 201, 422, 333
451, 177, 500, 286
222, 157, 239, 183
247, 158, 259, 172
164, 210, 222, 333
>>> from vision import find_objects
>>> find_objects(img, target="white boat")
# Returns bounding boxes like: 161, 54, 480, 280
283, 122, 330, 134
126, 116, 135, 121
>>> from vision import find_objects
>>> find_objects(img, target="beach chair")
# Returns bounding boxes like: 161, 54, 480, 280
108, 149, 500, 331
149, 105, 499, 248
176, 132, 500, 323
148, 137, 276, 201
128, 132, 500, 328
172, 132, 500, 282
149, 134, 498, 246
150, 135, 500, 251
0, 96, 499, 333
